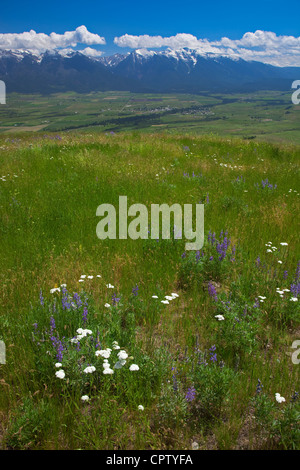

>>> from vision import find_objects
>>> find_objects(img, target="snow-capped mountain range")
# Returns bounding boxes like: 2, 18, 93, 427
0, 47, 299, 94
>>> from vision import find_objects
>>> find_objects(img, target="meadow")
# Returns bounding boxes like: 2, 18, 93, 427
0, 129, 299, 450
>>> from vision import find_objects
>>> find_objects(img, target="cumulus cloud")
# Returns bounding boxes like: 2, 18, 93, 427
0, 25, 105, 53
79, 47, 104, 57
114, 31, 300, 66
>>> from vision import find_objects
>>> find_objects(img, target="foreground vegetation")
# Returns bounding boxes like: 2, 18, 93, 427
0, 131, 299, 450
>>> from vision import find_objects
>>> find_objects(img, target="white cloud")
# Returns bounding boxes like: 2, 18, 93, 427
114, 31, 300, 66
0, 25, 105, 53
79, 47, 104, 57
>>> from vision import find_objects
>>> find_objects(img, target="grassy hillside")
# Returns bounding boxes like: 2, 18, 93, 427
0, 131, 299, 450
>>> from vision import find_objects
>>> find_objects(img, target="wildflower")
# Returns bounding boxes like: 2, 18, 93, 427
152, 295, 158, 299
82, 306, 88, 326
83, 366, 96, 374
39, 290, 44, 307
171, 293, 179, 298
50, 287, 61, 294
87, 275, 93, 279
55, 369, 65, 379
138, 405, 144, 411
275, 393, 286, 403
256, 379, 263, 394
132, 284, 139, 296
129, 364, 139, 371
117, 350, 128, 360
112, 293, 120, 305
106, 283, 114, 289
81, 395, 89, 402
103, 368, 114, 375
79, 279, 84, 283
104, 303, 111, 308
280, 242, 288, 246
290, 297, 298, 302
96, 349, 111, 358
185, 386, 196, 402
278, 260, 283, 264
165, 295, 173, 300
215, 314, 225, 321
80, 275, 86, 278
208, 282, 218, 302
209, 345, 217, 363
161, 300, 169, 304
55, 362, 62, 368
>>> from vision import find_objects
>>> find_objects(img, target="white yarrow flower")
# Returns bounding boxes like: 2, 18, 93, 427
215, 314, 225, 321
55, 362, 62, 368
129, 364, 139, 371
275, 393, 286, 403
81, 395, 89, 402
55, 369, 65, 379
138, 405, 144, 411
117, 350, 128, 360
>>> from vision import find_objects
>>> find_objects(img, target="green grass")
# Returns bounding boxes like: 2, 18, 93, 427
0, 130, 299, 450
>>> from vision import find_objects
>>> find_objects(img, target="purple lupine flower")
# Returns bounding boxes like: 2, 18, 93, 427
132, 284, 139, 296
255, 256, 261, 268
61, 287, 71, 310
283, 270, 288, 280
206, 193, 210, 204
256, 379, 263, 395
112, 293, 120, 305
185, 386, 196, 402
50, 335, 65, 362
82, 306, 88, 326
39, 290, 44, 307
209, 345, 217, 362
50, 316, 56, 331
73, 292, 82, 308
181, 251, 186, 259
290, 282, 300, 298
95, 330, 101, 349
208, 282, 218, 301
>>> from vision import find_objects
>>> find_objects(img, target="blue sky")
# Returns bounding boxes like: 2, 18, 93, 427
0, 0, 299, 65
